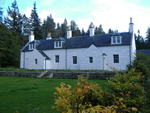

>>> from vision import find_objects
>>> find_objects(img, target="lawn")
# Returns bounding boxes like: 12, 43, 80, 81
0, 76, 108, 113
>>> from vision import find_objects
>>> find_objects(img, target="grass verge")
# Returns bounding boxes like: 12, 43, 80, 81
0, 76, 108, 113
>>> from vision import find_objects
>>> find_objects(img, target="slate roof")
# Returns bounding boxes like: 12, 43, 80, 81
21, 32, 132, 52
38, 50, 51, 60
136, 50, 150, 57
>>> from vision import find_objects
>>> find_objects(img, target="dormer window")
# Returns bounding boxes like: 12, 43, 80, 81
54, 37, 66, 48
111, 36, 122, 44
29, 44, 34, 50
55, 41, 62, 48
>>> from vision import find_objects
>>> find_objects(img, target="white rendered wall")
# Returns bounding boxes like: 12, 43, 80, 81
43, 49, 66, 70
20, 52, 25, 68
97, 45, 130, 71
24, 49, 45, 69
131, 34, 136, 63
46, 60, 51, 69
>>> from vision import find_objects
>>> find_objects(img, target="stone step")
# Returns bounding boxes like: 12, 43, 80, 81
36, 70, 48, 78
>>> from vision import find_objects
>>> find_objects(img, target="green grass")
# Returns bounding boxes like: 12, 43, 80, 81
0, 76, 109, 113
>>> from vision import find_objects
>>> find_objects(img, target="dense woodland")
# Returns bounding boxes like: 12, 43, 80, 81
0, 0, 150, 68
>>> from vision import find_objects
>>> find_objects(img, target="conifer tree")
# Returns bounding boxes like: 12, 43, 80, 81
30, 2, 41, 40
61, 18, 68, 37
146, 27, 150, 43
81, 28, 86, 36
56, 23, 61, 38
108, 28, 114, 33
4, 0, 23, 36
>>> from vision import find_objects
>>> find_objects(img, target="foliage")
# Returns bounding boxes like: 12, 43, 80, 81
4, 0, 23, 36
126, 52, 150, 112
106, 67, 145, 112
0, 24, 21, 67
52, 75, 138, 113
30, 1, 41, 40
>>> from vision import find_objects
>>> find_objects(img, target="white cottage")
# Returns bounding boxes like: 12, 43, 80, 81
20, 18, 136, 71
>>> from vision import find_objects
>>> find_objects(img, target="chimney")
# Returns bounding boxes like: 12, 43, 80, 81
67, 25, 72, 38
46, 33, 52, 40
29, 31, 34, 42
89, 22, 94, 36
129, 17, 134, 33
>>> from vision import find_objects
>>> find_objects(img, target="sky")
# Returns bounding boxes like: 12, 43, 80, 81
1, 0, 150, 39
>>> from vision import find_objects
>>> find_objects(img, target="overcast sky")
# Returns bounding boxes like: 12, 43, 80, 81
1, 0, 150, 39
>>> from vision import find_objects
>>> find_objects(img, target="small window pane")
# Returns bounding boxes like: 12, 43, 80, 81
117, 36, 120, 43
113, 37, 116, 43
73, 56, 77, 64
56, 42, 58, 47
89, 57, 93, 63
114, 55, 119, 63
55, 55, 59, 63
59, 41, 61, 47
29, 44, 32, 49
35, 59, 37, 64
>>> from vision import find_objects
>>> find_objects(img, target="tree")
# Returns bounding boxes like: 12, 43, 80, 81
4, 0, 23, 36
108, 28, 114, 33
22, 14, 31, 35
61, 18, 68, 37
56, 23, 61, 38
146, 27, 150, 43
81, 28, 86, 36
95, 24, 105, 34
0, 24, 21, 67
70, 20, 81, 37
30, 1, 41, 40
0, 7, 3, 23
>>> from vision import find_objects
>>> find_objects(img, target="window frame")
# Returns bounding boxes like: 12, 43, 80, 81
29, 44, 34, 50
54, 41, 63, 48
111, 36, 122, 44
89, 57, 93, 63
35, 59, 37, 64
113, 54, 119, 63
55, 55, 59, 63
73, 56, 77, 64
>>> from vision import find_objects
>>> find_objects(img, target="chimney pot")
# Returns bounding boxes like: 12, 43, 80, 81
47, 33, 51, 37
130, 17, 132, 23
31, 31, 33, 35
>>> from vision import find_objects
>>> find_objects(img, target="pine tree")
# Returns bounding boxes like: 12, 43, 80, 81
146, 27, 150, 43
30, 2, 41, 40
61, 18, 67, 37
70, 20, 81, 37
46, 14, 56, 38
108, 28, 114, 33
22, 14, 31, 35
81, 28, 86, 36
56, 23, 61, 38
0, 7, 3, 23
4, 0, 23, 36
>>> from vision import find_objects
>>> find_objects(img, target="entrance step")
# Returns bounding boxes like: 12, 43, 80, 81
36, 70, 48, 78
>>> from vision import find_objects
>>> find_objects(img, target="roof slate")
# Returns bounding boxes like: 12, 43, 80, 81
38, 50, 51, 60
21, 32, 132, 51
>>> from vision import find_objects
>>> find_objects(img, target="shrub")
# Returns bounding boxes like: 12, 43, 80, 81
106, 67, 145, 112
52, 75, 138, 113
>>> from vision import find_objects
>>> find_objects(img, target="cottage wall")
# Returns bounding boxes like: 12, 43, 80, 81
97, 45, 130, 71
23, 49, 45, 69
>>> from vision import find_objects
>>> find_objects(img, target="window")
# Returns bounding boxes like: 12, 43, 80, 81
89, 57, 93, 63
59, 41, 61, 47
73, 56, 77, 64
112, 36, 122, 44
114, 55, 119, 63
35, 59, 37, 64
117, 36, 120, 43
55, 55, 59, 63
56, 42, 58, 47
29, 44, 34, 50
113, 37, 116, 43
55, 41, 63, 48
